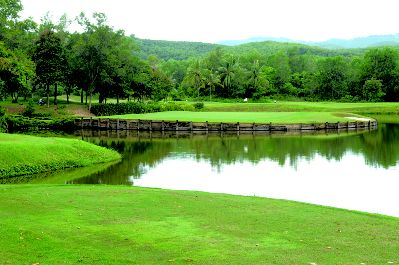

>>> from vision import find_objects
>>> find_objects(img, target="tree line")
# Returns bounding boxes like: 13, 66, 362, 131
1, 0, 399, 108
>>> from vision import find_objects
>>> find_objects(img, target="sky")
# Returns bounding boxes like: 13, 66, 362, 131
20, 0, 399, 43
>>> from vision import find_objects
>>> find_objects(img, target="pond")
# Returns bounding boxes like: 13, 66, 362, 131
9, 124, 399, 217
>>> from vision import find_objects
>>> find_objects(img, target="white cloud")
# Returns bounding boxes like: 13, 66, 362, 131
20, 0, 399, 43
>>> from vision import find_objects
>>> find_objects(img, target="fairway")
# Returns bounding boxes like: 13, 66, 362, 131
104, 111, 371, 124
202, 101, 399, 113
0, 185, 397, 264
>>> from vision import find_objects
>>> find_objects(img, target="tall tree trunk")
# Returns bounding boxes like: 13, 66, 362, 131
46, 83, 50, 108
80, 88, 83, 104
54, 83, 58, 106
89, 91, 93, 111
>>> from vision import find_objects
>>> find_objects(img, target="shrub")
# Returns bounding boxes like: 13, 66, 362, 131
22, 99, 35, 118
91, 101, 194, 116
193, 102, 204, 110
5, 115, 75, 132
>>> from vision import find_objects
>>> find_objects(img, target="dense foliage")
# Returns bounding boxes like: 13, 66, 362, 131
136, 38, 221, 60
1, 0, 399, 107
91, 101, 194, 116
0, 106, 6, 131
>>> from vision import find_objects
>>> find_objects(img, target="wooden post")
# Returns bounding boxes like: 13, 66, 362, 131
116, 119, 120, 130
190, 121, 193, 131
220, 122, 223, 131
81, 117, 84, 129
237, 122, 240, 131
253, 122, 255, 131
149, 120, 152, 131
269, 122, 272, 132
206, 121, 208, 132
138, 119, 141, 131
325, 122, 328, 130
176, 120, 179, 131
162, 120, 165, 131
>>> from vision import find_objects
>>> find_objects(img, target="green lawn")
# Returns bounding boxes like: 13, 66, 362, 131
203, 101, 399, 113
0, 185, 397, 264
103, 111, 372, 124
0, 133, 121, 177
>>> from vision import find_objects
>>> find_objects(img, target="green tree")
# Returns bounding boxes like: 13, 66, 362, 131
362, 78, 385, 102
218, 56, 240, 97
184, 59, 205, 98
32, 29, 66, 107
267, 51, 291, 93
314, 56, 349, 100
360, 48, 399, 101
0, 42, 34, 102
203, 69, 220, 101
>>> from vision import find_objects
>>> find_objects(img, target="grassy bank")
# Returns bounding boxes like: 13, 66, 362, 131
0, 133, 121, 177
103, 111, 371, 124
0, 185, 397, 264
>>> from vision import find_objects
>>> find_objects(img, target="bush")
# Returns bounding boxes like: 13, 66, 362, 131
22, 99, 35, 118
90, 101, 194, 116
193, 102, 204, 110
5, 115, 75, 132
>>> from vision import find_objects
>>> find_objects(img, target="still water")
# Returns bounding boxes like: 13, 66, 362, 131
16, 124, 399, 217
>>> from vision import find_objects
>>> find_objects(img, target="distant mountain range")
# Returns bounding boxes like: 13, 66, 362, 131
218, 34, 399, 49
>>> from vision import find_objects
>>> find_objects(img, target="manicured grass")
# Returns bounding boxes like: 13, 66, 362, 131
0, 133, 121, 177
203, 101, 399, 113
369, 114, 399, 124
0, 185, 397, 264
103, 111, 371, 124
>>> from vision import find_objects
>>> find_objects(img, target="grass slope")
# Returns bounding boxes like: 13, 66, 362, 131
0, 185, 397, 264
104, 111, 370, 124
0, 133, 121, 177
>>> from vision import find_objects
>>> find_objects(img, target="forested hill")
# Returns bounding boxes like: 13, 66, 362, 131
136, 38, 365, 61
224, 41, 364, 58
135, 38, 221, 60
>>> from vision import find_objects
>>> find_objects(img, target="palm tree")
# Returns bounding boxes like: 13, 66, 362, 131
218, 56, 238, 97
186, 59, 204, 98
203, 70, 221, 101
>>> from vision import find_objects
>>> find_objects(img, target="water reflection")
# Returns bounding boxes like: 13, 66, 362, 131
71, 124, 399, 217
9, 124, 399, 216
77, 124, 399, 180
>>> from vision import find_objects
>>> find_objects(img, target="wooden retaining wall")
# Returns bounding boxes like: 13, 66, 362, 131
75, 118, 378, 132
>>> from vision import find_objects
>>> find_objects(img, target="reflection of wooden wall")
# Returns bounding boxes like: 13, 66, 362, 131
75, 118, 378, 132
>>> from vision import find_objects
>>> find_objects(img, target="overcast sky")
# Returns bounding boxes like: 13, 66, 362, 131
20, 0, 399, 43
